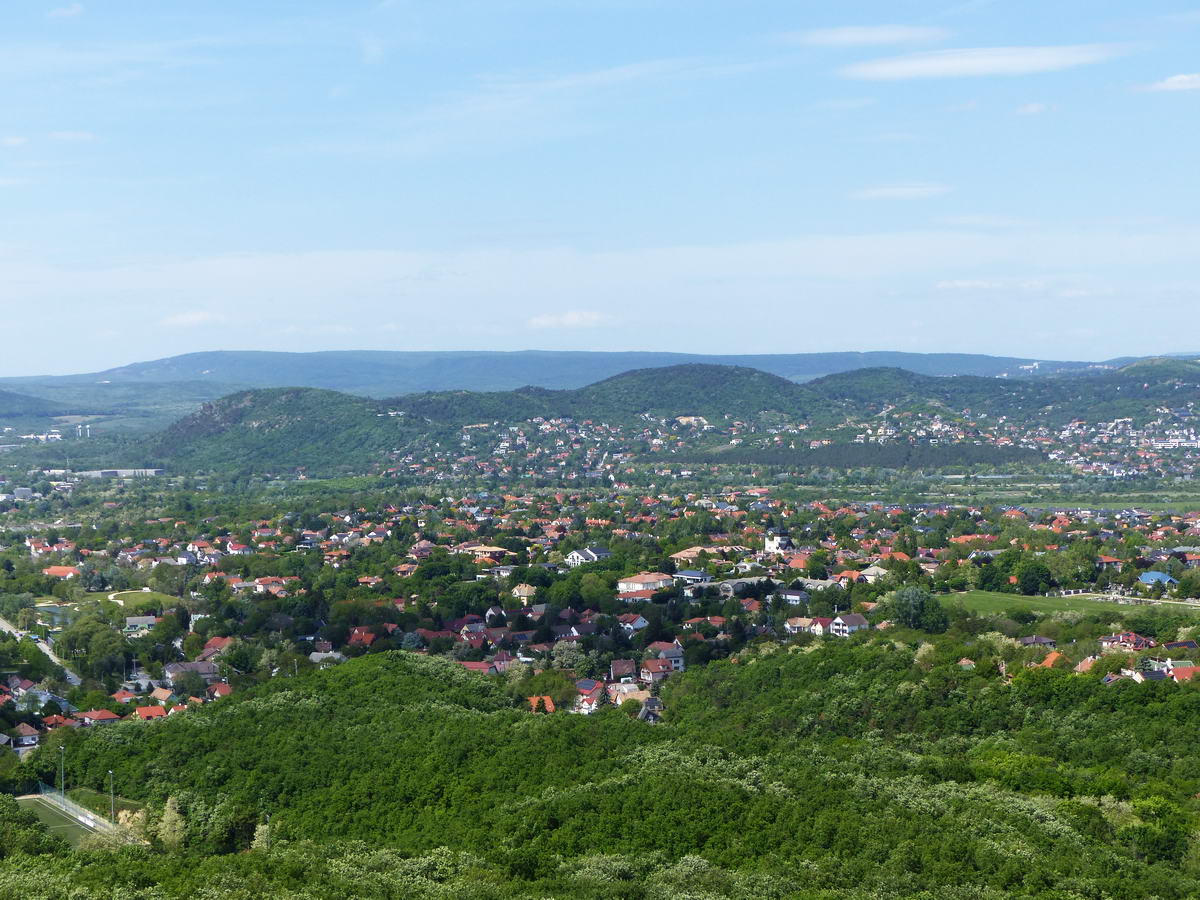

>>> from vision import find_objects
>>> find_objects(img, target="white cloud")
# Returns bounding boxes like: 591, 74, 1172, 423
1015, 102, 1048, 115
302, 56, 769, 159
359, 36, 385, 65
938, 214, 1029, 228
527, 309, 609, 329
1, 137, 27, 147
4, 224, 1200, 370
935, 276, 1110, 299
841, 45, 1122, 80
159, 310, 226, 328
936, 279, 1006, 290
853, 183, 951, 200
47, 3, 84, 18
1148, 73, 1200, 91
792, 26, 950, 47
0, 178, 27, 187
49, 130, 96, 142
811, 97, 876, 111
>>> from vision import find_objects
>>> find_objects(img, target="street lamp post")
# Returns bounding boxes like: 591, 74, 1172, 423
58, 746, 65, 799
108, 769, 115, 821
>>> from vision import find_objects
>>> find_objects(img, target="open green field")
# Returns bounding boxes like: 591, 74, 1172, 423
96, 590, 180, 610
16, 796, 95, 847
945, 590, 1200, 618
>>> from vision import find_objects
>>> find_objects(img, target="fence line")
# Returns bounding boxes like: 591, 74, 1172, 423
37, 781, 121, 834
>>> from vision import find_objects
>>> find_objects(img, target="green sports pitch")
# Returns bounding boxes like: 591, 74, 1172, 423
16, 796, 97, 847
946, 590, 1200, 618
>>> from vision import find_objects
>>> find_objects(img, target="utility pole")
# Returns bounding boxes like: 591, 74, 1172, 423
108, 769, 115, 821
58, 746, 65, 798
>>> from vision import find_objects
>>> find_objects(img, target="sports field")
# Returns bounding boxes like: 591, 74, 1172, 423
16, 796, 95, 847
946, 590, 1200, 618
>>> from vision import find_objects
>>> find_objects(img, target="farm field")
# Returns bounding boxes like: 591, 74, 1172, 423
946, 589, 1200, 618
15, 796, 94, 847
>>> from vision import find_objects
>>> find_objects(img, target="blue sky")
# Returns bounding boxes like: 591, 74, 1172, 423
2, 1, 1199, 373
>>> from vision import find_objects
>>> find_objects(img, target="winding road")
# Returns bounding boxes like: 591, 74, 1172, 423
0, 614, 82, 685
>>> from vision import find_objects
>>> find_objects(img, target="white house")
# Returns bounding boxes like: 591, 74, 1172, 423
830, 614, 870, 638
617, 572, 674, 593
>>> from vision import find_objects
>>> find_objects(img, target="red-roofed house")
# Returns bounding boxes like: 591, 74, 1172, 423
41, 565, 80, 580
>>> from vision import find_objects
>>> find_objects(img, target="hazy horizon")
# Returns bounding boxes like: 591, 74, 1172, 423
5, 345, 1198, 381
2, 1, 1198, 373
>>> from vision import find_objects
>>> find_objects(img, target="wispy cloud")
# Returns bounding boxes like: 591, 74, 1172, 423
47, 3, 84, 18
1148, 73, 1200, 91
0, 178, 28, 188
1015, 102, 1048, 115
304, 56, 774, 158
791, 25, 950, 47
841, 45, 1123, 80
49, 130, 96, 141
853, 183, 951, 200
938, 214, 1029, 228
811, 97, 876, 111
1, 137, 27, 147
527, 309, 609, 329
359, 36, 385, 65
935, 276, 1109, 299
159, 310, 226, 327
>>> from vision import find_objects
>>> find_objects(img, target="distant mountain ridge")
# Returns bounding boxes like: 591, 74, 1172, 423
108, 359, 1200, 473
0, 348, 1110, 396
0, 388, 73, 418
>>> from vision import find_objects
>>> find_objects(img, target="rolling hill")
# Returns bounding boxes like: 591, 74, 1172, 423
394, 364, 814, 425
9, 646, 1200, 897
26, 358, 1200, 474
0, 348, 1103, 397
0, 388, 73, 418
156, 388, 399, 472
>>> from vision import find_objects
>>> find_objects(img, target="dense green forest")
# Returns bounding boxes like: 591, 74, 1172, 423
7, 615, 1200, 898
0, 349, 1100, 395
10, 357, 1200, 476
0, 389, 73, 418
395, 364, 814, 424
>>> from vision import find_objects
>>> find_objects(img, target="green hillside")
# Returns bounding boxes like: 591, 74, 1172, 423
1116, 357, 1200, 379
0, 388, 73, 418
572, 364, 811, 419
8, 644, 1200, 897
18, 359, 1200, 474
0, 349, 1098, 395
155, 388, 401, 472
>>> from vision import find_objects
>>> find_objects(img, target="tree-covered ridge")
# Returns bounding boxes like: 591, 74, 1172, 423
156, 388, 401, 471
390, 363, 812, 425
29, 356, 1200, 475
0, 348, 1104, 394
9, 633, 1200, 898
0, 389, 72, 418
810, 363, 1200, 426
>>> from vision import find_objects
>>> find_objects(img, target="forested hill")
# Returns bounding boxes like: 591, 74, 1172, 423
394, 364, 813, 424
0, 348, 1104, 394
810, 360, 1200, 426
86, 358, 1200, 473
138, 365, 811, 472
154, 388, 395, 472
0, 388, 72, 418
8, 645, 1200, 897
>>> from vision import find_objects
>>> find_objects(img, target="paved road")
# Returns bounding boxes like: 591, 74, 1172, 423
0, 614, 82, 685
